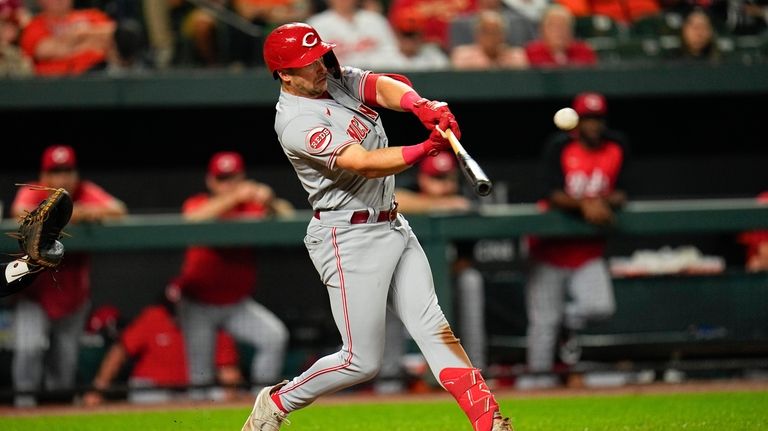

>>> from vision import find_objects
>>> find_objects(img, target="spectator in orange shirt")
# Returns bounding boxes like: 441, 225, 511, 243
10, 144, 127, 407
20, 0, 117, 75
524, 5, 598, 68
83, 291, 244, 406
556, 0, 661, 26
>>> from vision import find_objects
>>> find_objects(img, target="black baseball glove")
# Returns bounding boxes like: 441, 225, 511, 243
10, 186, 73, 269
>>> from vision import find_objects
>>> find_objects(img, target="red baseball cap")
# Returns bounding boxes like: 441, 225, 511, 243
86, 305, 121, 333
208, 151, 245, 177
572, 92, 607, 117
420, 151, 457, 177
41, 144, 77, 171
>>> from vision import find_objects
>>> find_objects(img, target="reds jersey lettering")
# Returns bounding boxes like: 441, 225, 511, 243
346, 116, 370, 143
358, 104, 379, 121
307, 127, 333, 153
566, 170, 610, 198
561, 141, 623, 198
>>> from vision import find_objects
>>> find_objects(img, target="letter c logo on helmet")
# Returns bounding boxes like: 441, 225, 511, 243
263, 22, 340, 79
302, 32, 318, 47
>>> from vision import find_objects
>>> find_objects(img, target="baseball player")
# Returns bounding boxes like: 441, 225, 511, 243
520, 92, 626, 389
11, 144, 127, 407
241, 23, 514, 431
174, 151, 292, 399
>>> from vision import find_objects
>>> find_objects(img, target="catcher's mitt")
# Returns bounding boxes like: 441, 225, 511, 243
9, 186, 73, 269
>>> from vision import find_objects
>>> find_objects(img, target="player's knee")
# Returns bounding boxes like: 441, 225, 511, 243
354, 361, 382, 382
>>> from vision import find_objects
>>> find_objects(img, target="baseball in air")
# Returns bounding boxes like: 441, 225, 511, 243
553, 107, 579, 130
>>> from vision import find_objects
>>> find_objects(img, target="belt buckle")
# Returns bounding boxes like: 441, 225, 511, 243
388, 201, 399, 222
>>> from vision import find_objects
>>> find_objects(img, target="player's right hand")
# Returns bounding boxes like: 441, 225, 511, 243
412, 98, 461, 139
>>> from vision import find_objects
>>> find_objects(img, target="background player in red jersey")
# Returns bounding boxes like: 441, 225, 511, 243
518, 92, 627, 389
82, 289, 243, 406
174, 151, 292, 400
10, 144, 127, 407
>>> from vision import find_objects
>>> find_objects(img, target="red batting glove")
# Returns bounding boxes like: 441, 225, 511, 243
402, 118, 452, 165
401, 91, 462, 139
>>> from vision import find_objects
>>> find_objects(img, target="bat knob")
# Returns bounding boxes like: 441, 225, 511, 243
476, 181, 493, 197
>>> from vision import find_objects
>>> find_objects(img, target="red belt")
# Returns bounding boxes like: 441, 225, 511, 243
314, 205, 399, 224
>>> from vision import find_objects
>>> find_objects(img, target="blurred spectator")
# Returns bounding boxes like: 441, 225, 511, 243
141, 0, 181, 68
724, 0, 768, 35
0, 0, 33, 76
176, 0, 227, 67
449, 0, 537, 50
663, 8, 722, 63
228, 0, 312, 67
524, 4, 598, 68
450, 9, 529, 69
20, 0, 117, 75
556, 0, 661, 26
174, 151, 291, 399
388, 0, 478, 51
307, 0, 404, 69
518, 92, 627, 390
378, 152, 487, 392
501, 0, 549, 24
83, 291, 243, 406
105, 17, 147, 74
737, 191, 768, 272
142, 0, 262, 68
390, 8, 450, 71
231, 0, 311, 24
10, 144, 127, 407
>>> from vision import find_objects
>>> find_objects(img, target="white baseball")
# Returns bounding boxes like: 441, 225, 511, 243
553, 107, 579, 131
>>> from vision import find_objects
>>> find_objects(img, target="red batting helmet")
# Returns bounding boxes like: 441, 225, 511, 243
263, 22, 340, 79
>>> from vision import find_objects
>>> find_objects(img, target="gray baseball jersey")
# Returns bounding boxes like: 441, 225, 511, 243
272, 67, 472, 412
276, 67, 393, 211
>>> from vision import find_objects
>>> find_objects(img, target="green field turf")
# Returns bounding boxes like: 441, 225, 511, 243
1, 391, 767, 431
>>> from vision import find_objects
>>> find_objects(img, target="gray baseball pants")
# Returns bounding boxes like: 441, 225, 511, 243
276, 213, 472, 411
525, 258, 616, 372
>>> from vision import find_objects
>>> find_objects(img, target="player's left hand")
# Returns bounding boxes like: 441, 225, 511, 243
422, 115, 453, 156
412, 98, 461, 139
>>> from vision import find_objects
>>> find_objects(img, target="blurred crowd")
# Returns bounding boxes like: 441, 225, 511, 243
1, 0, 767, 78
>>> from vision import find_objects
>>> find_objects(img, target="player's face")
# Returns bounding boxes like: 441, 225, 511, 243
41, 169, 78, 193
419, 172, 460, 197
207, 173, 245, 195
280, 59, 328, 98
578, 117, 606, 148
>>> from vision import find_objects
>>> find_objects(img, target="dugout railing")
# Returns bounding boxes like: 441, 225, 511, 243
1, 199, 767, 395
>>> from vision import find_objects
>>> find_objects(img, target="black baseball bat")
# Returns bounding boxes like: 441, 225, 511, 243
438, 127, 493, 197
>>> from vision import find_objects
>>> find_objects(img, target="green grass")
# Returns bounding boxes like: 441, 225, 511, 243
1, 391, 767, 430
